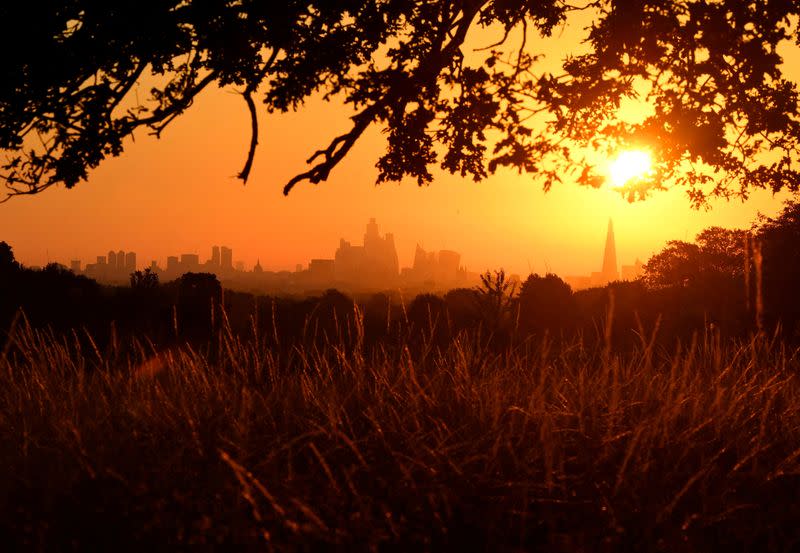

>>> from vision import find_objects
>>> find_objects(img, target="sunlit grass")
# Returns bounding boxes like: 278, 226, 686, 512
1, 313, 799, 549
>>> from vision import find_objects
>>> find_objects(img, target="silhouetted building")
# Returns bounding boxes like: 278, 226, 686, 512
335, 239, 368, 283
585, 219, 618, 287
181, 254, 200, 271
221, 246, 233, 271
408, 244, 434, 281
403, 244, 465, 285
58, 231, 475, 292
437, 250, 461, 282
565, 219, 638, 290
599, 219, 618, 284
334, 219, 399, 287
363, 218, 399, 277
309, 259, 335, 282
410, 244, 436, 279
80, 248, 132, 279
125, 252, 136, 272
621, 259, 644, 281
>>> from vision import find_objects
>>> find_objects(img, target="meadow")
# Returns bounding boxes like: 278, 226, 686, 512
1, 308, 798, 551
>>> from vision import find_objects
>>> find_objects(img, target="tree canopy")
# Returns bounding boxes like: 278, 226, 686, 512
2, 1, 799, 204
642, 226, 749, 289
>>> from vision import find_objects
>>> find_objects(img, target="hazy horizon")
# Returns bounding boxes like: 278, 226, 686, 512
1, 192, 788, 279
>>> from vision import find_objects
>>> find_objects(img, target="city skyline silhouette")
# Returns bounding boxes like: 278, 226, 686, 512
31, 217, 644, 293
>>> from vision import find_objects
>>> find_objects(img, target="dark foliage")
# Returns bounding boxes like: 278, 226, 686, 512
175, 272, 223, 342
517, 273, 574, 336
130, 267, 159, 290
0, 241, 16, 270
443, 287, 482, 330
2, 1, 799, 204
759, 201, 800, 336
406, 293, 450, 349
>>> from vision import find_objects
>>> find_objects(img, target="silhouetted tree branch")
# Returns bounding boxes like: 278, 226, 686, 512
238, 91, 259, 184
2, 1, 800, 204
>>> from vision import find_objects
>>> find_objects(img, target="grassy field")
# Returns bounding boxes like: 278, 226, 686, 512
1, 313, 799, 551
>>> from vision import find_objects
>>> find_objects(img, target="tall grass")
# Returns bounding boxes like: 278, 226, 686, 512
1, 312, 799, 551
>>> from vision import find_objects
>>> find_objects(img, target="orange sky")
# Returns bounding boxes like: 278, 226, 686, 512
1, 13, 796, 278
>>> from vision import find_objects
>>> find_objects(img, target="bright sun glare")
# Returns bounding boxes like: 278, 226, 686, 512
608, 150, 653, 188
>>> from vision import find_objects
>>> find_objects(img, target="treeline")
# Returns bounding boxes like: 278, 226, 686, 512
3, 200, 800, 354
0, 262, 704, 356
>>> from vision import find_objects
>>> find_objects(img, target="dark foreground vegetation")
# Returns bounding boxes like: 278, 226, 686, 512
4, 203, 800, 550
1, 316, 799, 551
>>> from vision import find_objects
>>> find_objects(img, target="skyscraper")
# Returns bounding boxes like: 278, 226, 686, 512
220, 246, 233, 271
211, 245, 220, 267
362, 218, 399, 277
565, 218, 638, 290
117, 250, 125, 272
108, 250, 117, 269
125, 252, 136, 272
437, 250, 461, 282
334, 219, 399, 286
181, 253, 200, 269
601, 219, 619, 282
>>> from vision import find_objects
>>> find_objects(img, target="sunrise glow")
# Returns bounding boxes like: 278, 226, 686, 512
608, 150, 653, 188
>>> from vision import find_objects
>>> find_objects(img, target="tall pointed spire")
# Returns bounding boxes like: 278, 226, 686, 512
602, 218, 618, 282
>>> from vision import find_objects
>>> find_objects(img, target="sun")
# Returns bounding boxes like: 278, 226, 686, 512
608, 149, 653, 188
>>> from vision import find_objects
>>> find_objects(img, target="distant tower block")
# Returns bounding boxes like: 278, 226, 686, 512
181, 253, 200, 269
107, 250, 117, 269
167, 256, 179, 272
602, 219, 619, 282
362, 218, 400, 276
365, 218, 379, 240
220, 246, 233, 270
211, 245, 221, 267
125, 252, 136, 272
117, 250, 125, 271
